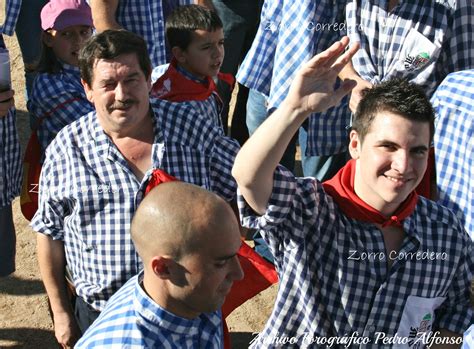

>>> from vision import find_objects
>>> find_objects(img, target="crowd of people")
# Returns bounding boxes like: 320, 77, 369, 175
1, 0, 473, 348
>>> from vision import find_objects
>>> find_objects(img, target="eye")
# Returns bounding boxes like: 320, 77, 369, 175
381, 144, 397, 151
214, 260, 227, 268
61, 31, 73, 38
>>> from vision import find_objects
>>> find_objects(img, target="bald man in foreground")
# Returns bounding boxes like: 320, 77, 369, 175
76, 182, 244, 348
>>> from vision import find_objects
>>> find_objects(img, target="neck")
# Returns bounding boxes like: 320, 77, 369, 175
142, 271, 200, 320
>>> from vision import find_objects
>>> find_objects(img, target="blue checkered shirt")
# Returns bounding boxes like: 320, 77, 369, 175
108, 0, 192, 67
27, 63, 94, 152
462, 324, 474, 349
1, 0, 21, 35
31, 101, 239, 311
432, 70, 474, 240
75, 271, 223, 349
236, 0, 350, 156
307, 0, 474, 156
0, 107, 22, 207
238, 166, 474, 348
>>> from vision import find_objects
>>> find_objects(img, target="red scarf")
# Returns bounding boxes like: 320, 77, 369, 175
322, 159, 418, 227
151, 58, 235, 102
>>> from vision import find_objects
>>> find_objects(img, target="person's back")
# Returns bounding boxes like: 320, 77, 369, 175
76, 181, 244, 348
431, 70, 474, 239
151, 4, 233, 132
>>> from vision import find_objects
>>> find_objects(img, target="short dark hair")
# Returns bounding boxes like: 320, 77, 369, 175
166, 5, 223, 50
79, 30, 152, 86
352, 78, 435, 142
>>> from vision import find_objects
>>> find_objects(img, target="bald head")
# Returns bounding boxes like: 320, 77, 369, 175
131, 182, 239, 264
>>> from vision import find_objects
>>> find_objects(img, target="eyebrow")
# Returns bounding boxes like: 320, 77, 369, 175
215, 252, 238, 261
375, 140, 429, 151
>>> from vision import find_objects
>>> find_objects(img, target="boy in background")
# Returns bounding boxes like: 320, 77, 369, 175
151, 4, 234, 132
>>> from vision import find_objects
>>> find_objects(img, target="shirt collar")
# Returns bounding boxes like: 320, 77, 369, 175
133, 271, 222, 336
59, 61, 81, 74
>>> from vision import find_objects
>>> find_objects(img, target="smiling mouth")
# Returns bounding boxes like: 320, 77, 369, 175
384, 175, 409, 184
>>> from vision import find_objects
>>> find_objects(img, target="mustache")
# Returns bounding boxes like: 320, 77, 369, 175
110, 100, 136, 109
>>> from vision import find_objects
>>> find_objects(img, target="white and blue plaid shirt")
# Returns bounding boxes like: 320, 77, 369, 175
27, 63, 94, 151
75, 271, 223, 349
0, 107, 22, 207
1, 0, 21, 35
31, 100, 239, 311
293, 0, 474, 156
107, 0, 193, 67
462, 324, 474, 349
236, 0, 351, 156
432, 70, 474, 240
239, 166, 474, 348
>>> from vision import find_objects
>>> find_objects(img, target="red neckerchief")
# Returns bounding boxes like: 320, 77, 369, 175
322, 159, 418, 227
151, 58, 235, 102
144, 169, 178, 196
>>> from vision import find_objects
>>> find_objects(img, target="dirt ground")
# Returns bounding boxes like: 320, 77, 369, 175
0, 4, 276, 348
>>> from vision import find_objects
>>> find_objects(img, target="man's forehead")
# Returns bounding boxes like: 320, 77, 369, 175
92, 54, 142, 78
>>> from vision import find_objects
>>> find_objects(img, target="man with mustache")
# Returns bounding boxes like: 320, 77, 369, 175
31, 29, 239, 348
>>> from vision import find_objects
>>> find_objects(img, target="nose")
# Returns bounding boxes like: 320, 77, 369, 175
392, 150, 410, 173
114, 81, 129, 101
212, 44, 223, 59
229, 255, 244, 281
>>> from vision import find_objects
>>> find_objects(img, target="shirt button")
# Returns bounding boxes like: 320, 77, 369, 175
368, 325, 376, 333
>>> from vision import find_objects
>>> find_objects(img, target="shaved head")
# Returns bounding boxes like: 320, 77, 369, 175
131, 182, 238, 264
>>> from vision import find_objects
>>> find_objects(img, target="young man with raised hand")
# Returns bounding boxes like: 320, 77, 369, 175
233, 37, 473, 348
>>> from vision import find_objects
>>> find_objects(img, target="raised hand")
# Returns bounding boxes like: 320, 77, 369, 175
285, 37, 359, 115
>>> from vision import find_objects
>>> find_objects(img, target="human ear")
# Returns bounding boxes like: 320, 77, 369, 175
151, 256, 172, 280
81, 78, 94, 103
172, 46, 187, 64
348, 130, 361, 159
42, 31, 55, 48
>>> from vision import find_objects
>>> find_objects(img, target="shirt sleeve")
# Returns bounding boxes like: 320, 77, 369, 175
238, 165, 324, 263
30, 144, 70, 240
438, 0, 473, 76
435, 228, 474, 333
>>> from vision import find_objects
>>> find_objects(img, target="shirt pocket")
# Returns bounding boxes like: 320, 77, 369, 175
395, 295, 446, 349
388, 28, 441, 82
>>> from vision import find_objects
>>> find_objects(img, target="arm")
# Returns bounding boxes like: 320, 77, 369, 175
0, 90, 14, 117
37, 234, 80, 348
232, 37, 358, 214
89, 0, 121, 32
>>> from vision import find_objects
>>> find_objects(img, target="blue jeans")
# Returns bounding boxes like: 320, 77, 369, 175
15, 0, 48, 129
246, 89, 297, 172
213, 0, 260, 142
74, 296, 101, 334
0, 204, 15, 277
299, 125, 349, 181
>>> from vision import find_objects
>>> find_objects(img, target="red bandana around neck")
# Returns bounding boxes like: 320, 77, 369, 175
322, 159, 418, 227
144, 169, 178, 196
151, 58, 235, 102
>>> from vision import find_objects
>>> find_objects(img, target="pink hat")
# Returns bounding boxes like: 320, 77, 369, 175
41, 0, 93, 31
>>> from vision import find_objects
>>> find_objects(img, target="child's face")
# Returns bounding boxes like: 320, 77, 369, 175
44, 25, 93, 66
175, 28, 225, 79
